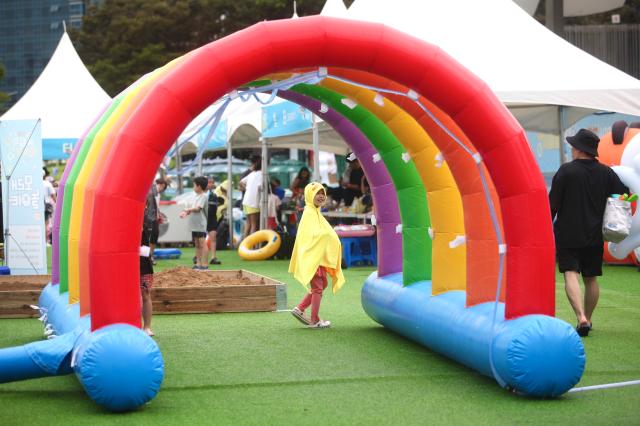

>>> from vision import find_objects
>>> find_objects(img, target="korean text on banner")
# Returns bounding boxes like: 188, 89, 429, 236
0, 119, 47, 275
262, 101, 313, 138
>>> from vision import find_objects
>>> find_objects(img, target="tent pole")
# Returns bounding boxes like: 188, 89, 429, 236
260, 136, 269, 230
226, 140, 233, 248
197, 149, 204, 176
558, 105, 567, 165
175, 140, 183, 195
312, 114, 320, 182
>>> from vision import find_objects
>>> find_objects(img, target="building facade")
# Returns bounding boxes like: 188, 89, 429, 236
0, 0, 96, 108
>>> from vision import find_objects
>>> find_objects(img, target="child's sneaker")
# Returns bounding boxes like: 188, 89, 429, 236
307, 319, 331, 329
291, 307, 311, 325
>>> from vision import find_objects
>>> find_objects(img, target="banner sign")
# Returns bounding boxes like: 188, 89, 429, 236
43, 137, 77, 160
201, 118, 227, 150
0, 119, 47, 275
262, 101, 313, 138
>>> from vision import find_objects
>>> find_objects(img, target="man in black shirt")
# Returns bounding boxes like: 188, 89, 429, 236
341, 157, 364, 207
549, 128, 627, 337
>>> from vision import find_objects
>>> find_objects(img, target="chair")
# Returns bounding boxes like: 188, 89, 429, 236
341, 236, 377, 267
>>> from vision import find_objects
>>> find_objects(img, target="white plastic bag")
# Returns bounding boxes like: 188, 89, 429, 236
603, 197, 632, 243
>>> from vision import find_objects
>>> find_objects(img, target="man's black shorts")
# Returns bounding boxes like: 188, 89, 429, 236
192, 231, 207, 240
557, 245, 604, 277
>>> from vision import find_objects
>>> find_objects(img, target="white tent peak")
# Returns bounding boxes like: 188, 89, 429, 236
321, 0, 349, 17
1, 32, 112, 140
348, 0, 640, 116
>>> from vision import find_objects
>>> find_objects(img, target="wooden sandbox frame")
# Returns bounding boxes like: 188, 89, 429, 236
0, 271, 286, 319
152, 270, 287, 314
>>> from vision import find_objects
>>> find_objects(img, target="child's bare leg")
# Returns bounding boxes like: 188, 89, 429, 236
200, 237, 208, 266
197, 237, 207, 267
142, 287, 153, 332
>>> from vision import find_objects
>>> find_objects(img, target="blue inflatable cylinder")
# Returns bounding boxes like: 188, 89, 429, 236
0, 346, 50, 382
74, 324, 164, 412
362, 272, 585, 397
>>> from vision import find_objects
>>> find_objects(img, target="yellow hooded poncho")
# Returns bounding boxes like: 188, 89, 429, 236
288, 182, 345, 293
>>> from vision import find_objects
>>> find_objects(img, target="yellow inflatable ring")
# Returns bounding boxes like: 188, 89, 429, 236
238, 230, 281, 260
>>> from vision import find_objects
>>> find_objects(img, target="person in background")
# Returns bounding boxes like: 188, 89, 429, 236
42, 168, 57, 244
271, 177, 285, 200
239, 158, 262, 238
267, 183, 282, 230
341, 156, 363, 207
140, 187, 156, 337
213, 180, 230, 250
549, 128, 627, 337
360, 175, 373, 213
289, 183, 345, 329
290, 167, 311, 199
214, 180, 229, 219
206, 177, 224, 265
180, 176, 209, 270
149, 178, 167, 265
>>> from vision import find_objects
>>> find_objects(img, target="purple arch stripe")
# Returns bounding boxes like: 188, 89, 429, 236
279, 90, 402, 276
51, 106, 109, 285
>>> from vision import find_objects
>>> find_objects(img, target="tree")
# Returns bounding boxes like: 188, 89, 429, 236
0, 63, 10, 114
72, 0, 353, 96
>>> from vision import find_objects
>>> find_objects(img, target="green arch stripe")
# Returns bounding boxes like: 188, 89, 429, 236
291, 83, 431, 285
57, 96, 124, 293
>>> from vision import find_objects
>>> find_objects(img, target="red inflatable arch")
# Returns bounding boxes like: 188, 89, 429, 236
88, 16, 554, 330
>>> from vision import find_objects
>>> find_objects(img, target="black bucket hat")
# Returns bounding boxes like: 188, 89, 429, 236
566, 128, 599, 157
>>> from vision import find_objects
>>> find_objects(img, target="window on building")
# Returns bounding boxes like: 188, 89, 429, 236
69, 18, 82, 29
50, 5, 60, 13
50, 21, 60, 30
69, 2, 84, 16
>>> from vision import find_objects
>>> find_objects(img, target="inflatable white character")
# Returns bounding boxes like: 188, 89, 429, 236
610, 133, 640, 259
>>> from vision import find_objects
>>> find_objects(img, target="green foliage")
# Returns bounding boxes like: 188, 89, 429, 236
71, 0, 345, 96
0, 63, 10, 114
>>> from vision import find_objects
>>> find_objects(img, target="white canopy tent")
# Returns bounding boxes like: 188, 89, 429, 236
347, 0, 640, 116
0, 32, 112, 160
347, 0, 640, 163
176, 94, 348, 157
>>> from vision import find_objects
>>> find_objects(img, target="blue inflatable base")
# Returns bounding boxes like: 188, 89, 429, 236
362, 272, 585, 397
0, 283, 164, 412
153, 248, 182, 259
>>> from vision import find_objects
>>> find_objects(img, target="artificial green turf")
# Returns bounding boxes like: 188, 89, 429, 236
0, 248, 638, 425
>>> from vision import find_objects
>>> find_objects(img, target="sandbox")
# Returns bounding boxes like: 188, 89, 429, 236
0, 275, 51, 318
0, 269, 286, 318
152, 267, 287, 314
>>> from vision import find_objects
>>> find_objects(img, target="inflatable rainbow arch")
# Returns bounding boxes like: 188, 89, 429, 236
0, 16, 585, 411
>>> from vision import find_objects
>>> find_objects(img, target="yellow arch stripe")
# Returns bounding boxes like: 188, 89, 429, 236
67, 60, 181, 304
320, 78, 466, 294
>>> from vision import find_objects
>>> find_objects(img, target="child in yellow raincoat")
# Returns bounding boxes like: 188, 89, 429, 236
289, 182, 345, 328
